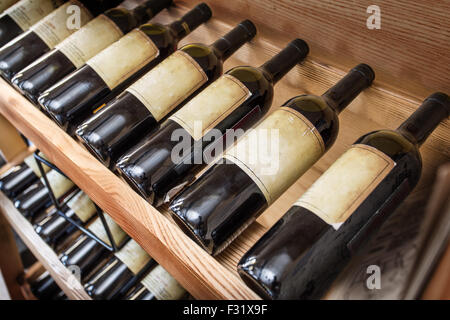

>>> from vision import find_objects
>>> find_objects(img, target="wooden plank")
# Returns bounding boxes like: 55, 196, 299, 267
0, 207, 24, 300
181, 0, 450, 99
422, 244, 450, 300
0, 193, 91, 300
0, 146, 35, 176
0, 114, 28, 162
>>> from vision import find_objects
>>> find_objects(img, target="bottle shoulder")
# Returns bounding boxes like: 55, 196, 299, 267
180, 43, 222, 78
283, 94, 339, 150
226, 66, 273, 102
103, 9, 135, 33
138, 23, 176, 50
356, 129, 422, 165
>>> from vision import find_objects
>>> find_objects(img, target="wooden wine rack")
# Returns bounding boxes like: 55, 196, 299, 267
0, 0, 448, 299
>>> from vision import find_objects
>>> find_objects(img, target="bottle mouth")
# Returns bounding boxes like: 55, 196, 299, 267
352, 63, 376, 85
194, 3, 213, 21
289, 39, 310, 59
426, 92, 450, 117
238, 19, 257, 39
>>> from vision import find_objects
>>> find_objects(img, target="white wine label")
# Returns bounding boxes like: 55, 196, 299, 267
169, 74, 251, 140
40, 169, 74, 198
295, 144, 395, 229
87, 214, 127, 246
31, 1, 93, 49
66, 190, 96, 223
126, 50, 208, 122
223, 107, 325, 204
114, 239, 151, 275
0, 0, 19, 13
141, 265, 185, 300
23, 153, 50, 177
56, 15, 124, 68
3, 0, 63, 31
87, 29, 159, 90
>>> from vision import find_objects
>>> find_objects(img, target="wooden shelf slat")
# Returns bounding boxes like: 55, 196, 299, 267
0, 193, 91, 300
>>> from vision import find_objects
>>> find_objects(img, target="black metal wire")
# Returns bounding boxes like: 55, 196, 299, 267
33, 150, 123, 252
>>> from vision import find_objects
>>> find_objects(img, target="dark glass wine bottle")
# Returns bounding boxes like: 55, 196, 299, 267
75, 20, 257, 169
29, 270, 62, 300
34, 206, 77, 247
237, 92, 450, 300
124, 265, 186, 300
59, 214, 128, 281
168, 64, 375, 255
0, 153, 50, 198
0, 0, 123, 80
34, 190, 97, 246
12, 0, 173, 104
14, 169, 75, 218
0, 0, 65, 48
39, 3, 212, 133
116, 39, 309, 206
84, 239, 154, 300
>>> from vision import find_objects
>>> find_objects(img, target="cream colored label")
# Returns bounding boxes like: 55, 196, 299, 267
87, 29, 159, 90
31, 1, 93, 49
114, 239, 151, 275
23, 153, 50, 177
56, 14, 124, 68
141, 265, 185, 300
66, 190, 96, 223
169, 74, 251, 140
3, 0, 63, 31
295, 144, 395, 229
40, 169, 74, 198
223, 107, 325, 204
0, 0, 19, 12
126, 50, 208, 122
87, 214, 127, 246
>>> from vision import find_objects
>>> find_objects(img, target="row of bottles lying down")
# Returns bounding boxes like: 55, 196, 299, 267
0, 156, 190, 300
0, 0, 449, 300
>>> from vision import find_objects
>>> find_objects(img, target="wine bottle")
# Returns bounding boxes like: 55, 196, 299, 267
39, 3, 212, 133
0, 0, 64, 48
29, 270, 62, 300
237, 92, 450, 300
0, 0, 124, 80
125, 264, 187, 300
0, 153, 50, 198
116, 39, 309, 206
59, 214, 128, 281
76, 20, 257, 168
14, 168, 75, 218
169, 64, 374, 255
34, 190, 97, 246
12, 0, 173, 104
84, 239, 155, 300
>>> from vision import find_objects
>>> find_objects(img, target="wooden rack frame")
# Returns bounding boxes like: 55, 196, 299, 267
0, 1, 448, 299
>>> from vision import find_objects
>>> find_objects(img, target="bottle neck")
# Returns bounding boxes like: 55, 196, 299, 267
169, 3, 212, 41
211, 20, 256, 61
82, 0, 123, 16
260, 39, 309, 84
322, 64, 375, 114
132, 0, 172, 25
397, 93, 449, 147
